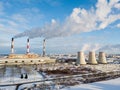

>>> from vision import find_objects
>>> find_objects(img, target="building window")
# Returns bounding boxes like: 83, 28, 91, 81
5, 61, 8, 63
15, 61, 18, 63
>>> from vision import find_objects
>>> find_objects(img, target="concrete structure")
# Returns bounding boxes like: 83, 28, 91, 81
11, 38, 14, 54
76, 51, 86, 65
88, 51, 97, 64
0, 37, 57, 65
99, 52, 107, 64
43, 39, 46, 57
0, 57, 56, 65
26, 38, 30, 54
8, 53, 39, 59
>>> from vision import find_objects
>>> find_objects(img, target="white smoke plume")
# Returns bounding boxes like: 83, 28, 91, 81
81, 44, 101, 52
98, 44, 120, 54
14, 0, 120, 39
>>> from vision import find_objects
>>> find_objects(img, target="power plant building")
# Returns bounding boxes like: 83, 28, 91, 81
0, 38, 56, 65
0, 37, 108, 65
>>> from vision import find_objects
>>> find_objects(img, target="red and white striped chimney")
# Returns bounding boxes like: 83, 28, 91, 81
26, 38, 30, 54
11, 38, 14, 54
43, 39, 46, 57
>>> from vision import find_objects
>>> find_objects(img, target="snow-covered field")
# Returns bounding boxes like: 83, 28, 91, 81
0, 66, 43, 84
0, 65, 120, 90
0, 77, 120, 90
61, 78, 120, 90
0, 65, 44, 90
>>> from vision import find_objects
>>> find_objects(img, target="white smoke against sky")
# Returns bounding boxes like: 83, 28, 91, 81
81, 43, 101, 52
14, 0, 120, 39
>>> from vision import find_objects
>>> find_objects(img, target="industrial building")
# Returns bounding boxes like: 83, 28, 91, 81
0, 37, 108, 65
0, 38, 56, 65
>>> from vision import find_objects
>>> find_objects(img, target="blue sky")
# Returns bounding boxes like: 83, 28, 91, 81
0, 0, 120, 54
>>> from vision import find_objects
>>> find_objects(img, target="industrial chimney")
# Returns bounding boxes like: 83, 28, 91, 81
99, 52, 107, 64
11, 38, 14, 54
43, 39, 46, 57
76, 51, 86, 65
88, 51, 98, 64
26, 38, 30, 54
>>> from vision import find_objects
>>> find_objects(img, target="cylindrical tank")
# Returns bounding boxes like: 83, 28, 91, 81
76, 51, 86, 65
99, 52, 107, 64
88, 51, 97, 64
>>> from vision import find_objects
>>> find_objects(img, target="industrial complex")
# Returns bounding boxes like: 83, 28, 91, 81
0, 38, 120, 90
0, 38, 108, 65
0, 38, 56, 65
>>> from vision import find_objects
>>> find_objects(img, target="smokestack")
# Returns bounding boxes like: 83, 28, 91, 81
99, 52, 107, 64
43, 39, 46, 57
26, 38, 30, 54
11, 38, 14, 54
88, 51, 97, 64
76, 51, 86, 65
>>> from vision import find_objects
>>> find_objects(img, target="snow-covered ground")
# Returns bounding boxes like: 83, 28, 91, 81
0, 65, 43, 84
61, 78, 120, 90
0, 65, 44, 90
0, 86, 16, 90
1, 77, 119, 90
0, 65, 120, 90
0, 66, 42, 83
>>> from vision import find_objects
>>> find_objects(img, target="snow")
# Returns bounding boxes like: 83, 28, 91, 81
0, 65, 120, 90
0, 66, 43, 85
0, 86, 16, 90
1, 78, 120, 90
18, 81, 53, 90
0, 66, 44, 90
61, 78, 120, 90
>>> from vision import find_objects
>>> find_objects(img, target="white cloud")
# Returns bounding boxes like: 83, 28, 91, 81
0, 2, 44, 50
98, 14, 120, 29
0, 22, 20, 35
96, 0, 110, 21
0, 0, 120, 54
0, 6, 43, 35
0, 17, 24, 35
114, 3, 120, 9
66, 0, 120, 31
14, 0, 120, 39
12, 14, 28, 23
117, 23, 120, 28
51, 19, 56, 24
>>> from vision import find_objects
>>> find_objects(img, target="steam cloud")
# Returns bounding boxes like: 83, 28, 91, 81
81, 44, 101, 52
14, 0, 120, 39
